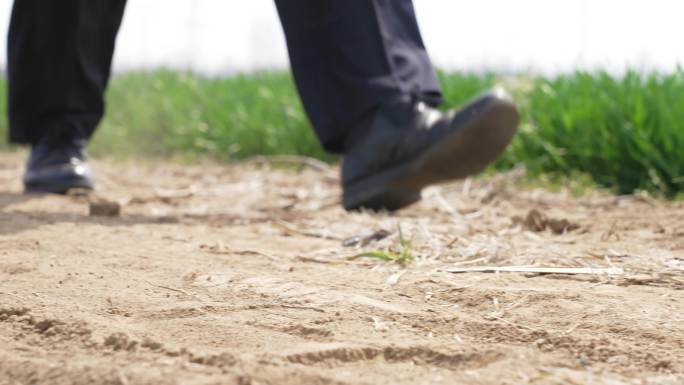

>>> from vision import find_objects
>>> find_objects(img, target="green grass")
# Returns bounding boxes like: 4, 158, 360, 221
94, 71, 331, 161
348, 225, 415, 265
1, 68, 684, 196
496, 70, 684, 196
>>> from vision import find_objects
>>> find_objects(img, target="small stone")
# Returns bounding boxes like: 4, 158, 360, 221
89, 199, 121, 217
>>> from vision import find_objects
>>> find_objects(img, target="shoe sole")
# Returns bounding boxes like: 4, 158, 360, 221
343, 93, 519, 212
25, 179, 94, 195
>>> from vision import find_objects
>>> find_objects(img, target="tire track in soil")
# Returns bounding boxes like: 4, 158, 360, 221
281, 344, 505, 371
391, 284, 684, 375
0, 306, 248, 381
1, 306, 474, 385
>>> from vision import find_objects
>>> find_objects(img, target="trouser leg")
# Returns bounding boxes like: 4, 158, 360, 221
8, 0, 127, 145
275, 0, 442, 154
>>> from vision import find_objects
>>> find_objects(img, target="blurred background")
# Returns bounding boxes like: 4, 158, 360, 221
0, 0, 681, 74
0, 0, 683, 196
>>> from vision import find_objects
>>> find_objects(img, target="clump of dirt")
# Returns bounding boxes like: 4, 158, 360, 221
104, 332, 138, 351
0, 263, 35, 275
0, 306, 30, 319
188, 352, 238, 368
284, 324, 335, 340
89, 197, 121, 217
514, 208, 581, 234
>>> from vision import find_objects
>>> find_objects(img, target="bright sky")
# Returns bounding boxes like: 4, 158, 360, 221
0, 0, 681, 74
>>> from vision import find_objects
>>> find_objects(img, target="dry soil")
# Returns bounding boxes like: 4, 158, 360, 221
1, 152, 683, 385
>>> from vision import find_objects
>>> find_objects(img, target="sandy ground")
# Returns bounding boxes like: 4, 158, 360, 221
1, 151, 683, 385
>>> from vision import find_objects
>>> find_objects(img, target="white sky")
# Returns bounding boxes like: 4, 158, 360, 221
0, 0, 681, 75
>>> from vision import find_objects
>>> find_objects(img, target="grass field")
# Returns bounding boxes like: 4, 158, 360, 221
1, 69, 683, 196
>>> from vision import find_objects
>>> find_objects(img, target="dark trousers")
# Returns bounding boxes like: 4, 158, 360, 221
8, 0, 442, 153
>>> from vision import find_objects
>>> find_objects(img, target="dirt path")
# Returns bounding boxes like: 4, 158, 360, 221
1, 152, 683, 385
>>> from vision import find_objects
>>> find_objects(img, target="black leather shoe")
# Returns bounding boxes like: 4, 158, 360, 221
24, 136, 94, 194
342, 87, 519, 211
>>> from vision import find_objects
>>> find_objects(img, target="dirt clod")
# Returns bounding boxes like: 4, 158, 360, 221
89, 198, 121, 217
104, 332, 137, 351
515, 208, 580, 234
141, 338, 164, 351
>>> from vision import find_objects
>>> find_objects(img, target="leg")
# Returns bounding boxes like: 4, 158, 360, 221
274, 0, 442, 153
276, 0, 519, 211
8, 0, 126, 193
8, 0, 126, 145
